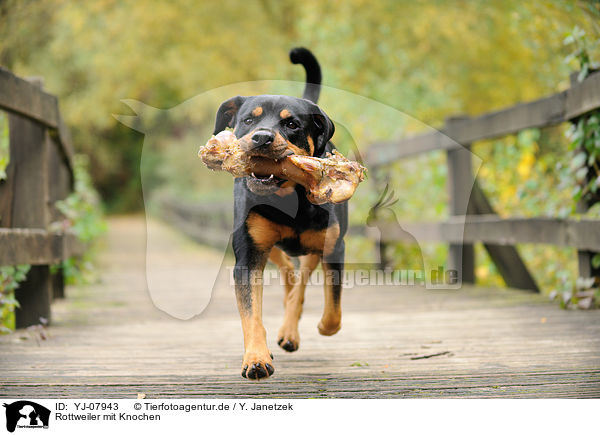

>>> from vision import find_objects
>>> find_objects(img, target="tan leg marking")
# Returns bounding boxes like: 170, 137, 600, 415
237, 254, 274, 379
299, 223, 340, 257
277, 254, 320, 352
318, 261, 342, 336
239, 212, 290, 379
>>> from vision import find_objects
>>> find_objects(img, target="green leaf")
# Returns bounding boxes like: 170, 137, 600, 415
573, 185, 583, 202
592, 253, 600, 269
571, 152, 587, 170
575, 166, 588, 182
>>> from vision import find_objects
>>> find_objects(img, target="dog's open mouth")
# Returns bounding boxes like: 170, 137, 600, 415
246, 169, 286, 194
249, 172, 285, 186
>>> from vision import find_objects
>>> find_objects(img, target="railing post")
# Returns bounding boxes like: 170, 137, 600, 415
445, 116, 475, 285
4, 78, 53, 328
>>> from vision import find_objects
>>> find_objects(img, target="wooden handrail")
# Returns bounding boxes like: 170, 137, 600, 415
357, 216, 600, 251
0, 67, 74, 173
0, 229, 85, 265
0, 68, 81, 327
365, 70, 600, 167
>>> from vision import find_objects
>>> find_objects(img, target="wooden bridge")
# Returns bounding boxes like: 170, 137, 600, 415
2, 216, 599, 398
1, 69, 600, 398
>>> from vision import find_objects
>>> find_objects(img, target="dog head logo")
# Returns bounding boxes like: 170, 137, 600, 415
3, 401, 50, 432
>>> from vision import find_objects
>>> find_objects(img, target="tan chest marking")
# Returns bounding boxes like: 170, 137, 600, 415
247, 212, 295, 251
299, 223, 340, 257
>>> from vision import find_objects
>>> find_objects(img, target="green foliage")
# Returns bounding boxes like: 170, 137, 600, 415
54, 155, 107, 243
0, 265, 31, 334
1, 0, 597, 211
554, 276, 600, 310
552, 26, 600, 308
563, 26, 600, 209
564, 25, 600, 82
50, 155, 107, 285
566, 114, 600, 204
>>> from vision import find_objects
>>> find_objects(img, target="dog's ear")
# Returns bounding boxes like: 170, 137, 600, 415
312, 108, 335, 157
213, 96, 246, 134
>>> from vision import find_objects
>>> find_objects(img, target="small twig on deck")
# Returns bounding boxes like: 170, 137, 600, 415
410, 351, 451, 360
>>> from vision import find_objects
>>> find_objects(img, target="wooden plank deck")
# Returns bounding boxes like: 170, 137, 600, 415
1, 216, 599, 398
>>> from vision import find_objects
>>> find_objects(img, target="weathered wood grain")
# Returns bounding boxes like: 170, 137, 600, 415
0, 229, 60, 264
0, 68, 59, 128
446, 125, 475, 284
4, 112, 52, 328
0, 70, 78, 309
1, 216, 598, 398
370, 216, 600, 251
47, 134, 74, 299
566, 69, 600, 120
0, 68, 73, 171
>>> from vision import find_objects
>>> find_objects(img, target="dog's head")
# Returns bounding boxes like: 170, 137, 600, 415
213, 95, 334, 195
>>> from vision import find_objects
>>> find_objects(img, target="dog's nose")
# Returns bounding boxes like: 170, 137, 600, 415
251, 131, 275, 148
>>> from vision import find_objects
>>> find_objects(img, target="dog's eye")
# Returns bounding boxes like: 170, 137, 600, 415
243, 117, 253, 125
285, 119, 299, 130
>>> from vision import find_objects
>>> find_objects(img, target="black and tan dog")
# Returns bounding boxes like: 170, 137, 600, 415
213, 48, 347, 380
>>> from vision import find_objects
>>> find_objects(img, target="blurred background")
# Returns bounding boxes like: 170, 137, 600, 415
1, 0, 600, 308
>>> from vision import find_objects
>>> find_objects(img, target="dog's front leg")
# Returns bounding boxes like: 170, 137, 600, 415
233, 228, 274, 380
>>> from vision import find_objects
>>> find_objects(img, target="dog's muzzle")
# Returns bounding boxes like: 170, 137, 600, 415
240, 129, 292, 195
241, 129, 291, 159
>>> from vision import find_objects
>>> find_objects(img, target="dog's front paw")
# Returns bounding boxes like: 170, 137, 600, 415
241, 349, 274, 380
277, 326, 300, 352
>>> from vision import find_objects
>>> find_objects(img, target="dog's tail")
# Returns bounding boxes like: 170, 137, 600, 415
289, 47, 321, 104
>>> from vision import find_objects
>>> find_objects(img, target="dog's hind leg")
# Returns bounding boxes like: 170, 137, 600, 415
318, 261, 343, 336
277, 253, 319, 352
268, 247, 295, 305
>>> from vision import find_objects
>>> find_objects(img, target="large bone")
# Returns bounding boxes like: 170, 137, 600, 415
199, 131, 366, 204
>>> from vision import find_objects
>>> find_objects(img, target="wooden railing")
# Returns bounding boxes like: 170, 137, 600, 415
364, 71, 600, 290
0, 68, 84, 328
